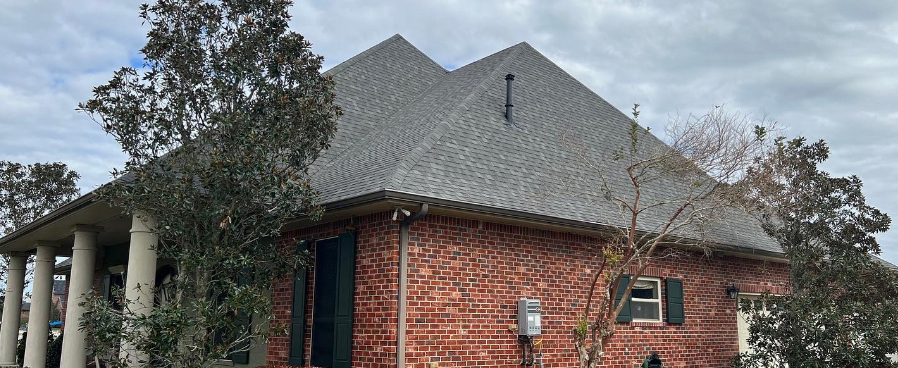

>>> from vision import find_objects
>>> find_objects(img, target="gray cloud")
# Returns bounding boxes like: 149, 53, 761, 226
2, 0, 896, 262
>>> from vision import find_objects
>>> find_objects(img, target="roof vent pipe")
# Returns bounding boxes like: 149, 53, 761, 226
505, 74, 515, 126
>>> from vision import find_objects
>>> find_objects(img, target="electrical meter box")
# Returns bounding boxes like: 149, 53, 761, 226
517, 299, 542, 336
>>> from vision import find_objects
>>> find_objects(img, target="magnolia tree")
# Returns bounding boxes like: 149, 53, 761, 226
733, 137, 898, 367
77, 0, 340, 367
0, 161, 80, 304
0, 161, 81, 237
563, 105, 773, 367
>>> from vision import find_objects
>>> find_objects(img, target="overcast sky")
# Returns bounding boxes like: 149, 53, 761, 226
1, 1, 897, 263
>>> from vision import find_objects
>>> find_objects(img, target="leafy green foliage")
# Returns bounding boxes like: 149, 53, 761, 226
735, 137, 898, 367
15, 331, 63, 368
0, 161, 80, 298
16, 331, 24, 367
46, 332, 63, 368
77, 0, 340, 366
0, 161, 80, 237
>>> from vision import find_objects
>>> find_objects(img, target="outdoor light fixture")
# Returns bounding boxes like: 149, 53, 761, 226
392, 207, 412, 221
726, 285, 740, 299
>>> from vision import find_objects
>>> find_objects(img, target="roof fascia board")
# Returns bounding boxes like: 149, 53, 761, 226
3, 188, 788, 263
329, 190, 788, 262
0, 192, 98, 247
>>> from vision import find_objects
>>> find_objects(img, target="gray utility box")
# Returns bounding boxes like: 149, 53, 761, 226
517, 299, 542, 336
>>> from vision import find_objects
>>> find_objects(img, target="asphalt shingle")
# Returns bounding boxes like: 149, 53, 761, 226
313, 35, 781, 254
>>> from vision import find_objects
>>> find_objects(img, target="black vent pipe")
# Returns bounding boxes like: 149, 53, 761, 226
505, 74, 515, 126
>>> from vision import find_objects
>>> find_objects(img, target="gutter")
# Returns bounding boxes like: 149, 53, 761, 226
373, 190, 787, 261
3, 187, 787, 262
397, 203, 428, 368
0, 192, 98, 246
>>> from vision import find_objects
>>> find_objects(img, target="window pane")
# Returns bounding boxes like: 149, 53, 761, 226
632, 301, 660, 320
631, 288, 652, 299
631, 281, 658, 299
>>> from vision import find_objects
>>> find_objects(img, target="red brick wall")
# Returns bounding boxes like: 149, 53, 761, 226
267, 211, 400, 368
266, 212, 789, 368
60, 276, 71, 331
59, 272, 103, 331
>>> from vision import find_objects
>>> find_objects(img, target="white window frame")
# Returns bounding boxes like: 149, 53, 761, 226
630, 277, 663, 322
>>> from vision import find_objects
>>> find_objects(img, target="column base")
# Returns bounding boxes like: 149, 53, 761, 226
0, 363, 19, 368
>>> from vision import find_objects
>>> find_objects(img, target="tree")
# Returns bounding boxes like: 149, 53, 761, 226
563, 105, 773, 367
733, 137, 898, 367
49, 300, 62, 322
0, 161, 80, 316
0, 161, 81, 237
77, 0, 340, 367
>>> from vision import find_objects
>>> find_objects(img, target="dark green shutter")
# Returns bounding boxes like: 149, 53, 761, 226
288, 240, 309, 366
102, 274, 111, 301
230, 270, 253, 364
310, 233, 357, 368
310, 239, 339, 366
614, 275, 632, 322
230, 312, 251, 364
666, 278, 685, 324
333, 232, 356, 368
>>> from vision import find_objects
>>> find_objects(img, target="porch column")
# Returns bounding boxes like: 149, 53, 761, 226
60, 225, 101, 368
24, 242, 59, 368
119, 212, 158, 368
0, 254, 27, 366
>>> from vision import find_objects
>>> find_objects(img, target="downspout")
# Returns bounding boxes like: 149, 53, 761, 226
398, 203, 428, 368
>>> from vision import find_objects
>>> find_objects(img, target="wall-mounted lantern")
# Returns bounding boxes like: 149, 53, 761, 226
725, 285, 740, 299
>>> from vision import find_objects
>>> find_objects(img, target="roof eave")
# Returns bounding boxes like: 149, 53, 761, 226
3, 188, 788, 263
326, 189, 788, 262
0, 191, 98, 247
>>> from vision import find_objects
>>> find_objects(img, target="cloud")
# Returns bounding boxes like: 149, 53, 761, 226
2, 0, 897, 263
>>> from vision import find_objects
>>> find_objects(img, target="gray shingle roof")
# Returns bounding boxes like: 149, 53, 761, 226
875, 255, 898, 270
313, 34, 781, 254
55, 257, 72, 271
53, 279, 66, 295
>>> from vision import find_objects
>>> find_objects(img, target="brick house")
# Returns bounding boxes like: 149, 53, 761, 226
0, 35, 790, 368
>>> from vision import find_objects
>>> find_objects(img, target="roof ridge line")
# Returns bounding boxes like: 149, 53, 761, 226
386, 43, 527, 191
400, 36, 448, 73
311, 70, 453, 174
316, 41, 526, 175
528, 44, 636, 126
323, 34, 405, 77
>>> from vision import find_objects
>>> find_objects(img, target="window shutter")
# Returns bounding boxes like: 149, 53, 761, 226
333, 231, 356, 368
230, 311, 251, 364
310, 238, 339, 366
666, 278, 685, 324
102, 274, 111, 301
615, 274, 632, 322
230, 270, 253, 364
288, 240, 310, 366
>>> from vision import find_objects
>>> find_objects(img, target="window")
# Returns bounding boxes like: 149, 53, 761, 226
630, 277, 662, 322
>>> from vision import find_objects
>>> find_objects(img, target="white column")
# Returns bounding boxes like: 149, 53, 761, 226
119, 212, 158, 368
60, 225, 101, 368
0, 254, 27, 366
24, 242, 59, 368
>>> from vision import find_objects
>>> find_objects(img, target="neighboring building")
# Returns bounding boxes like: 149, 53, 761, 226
0, 35, 797, 368
51, 279, 66, 317
15, 281, 64, 329
20, 302, 29, 321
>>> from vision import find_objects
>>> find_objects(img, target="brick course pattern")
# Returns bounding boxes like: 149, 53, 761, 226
267, 212, 400, 368
266, 212, 789, 368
